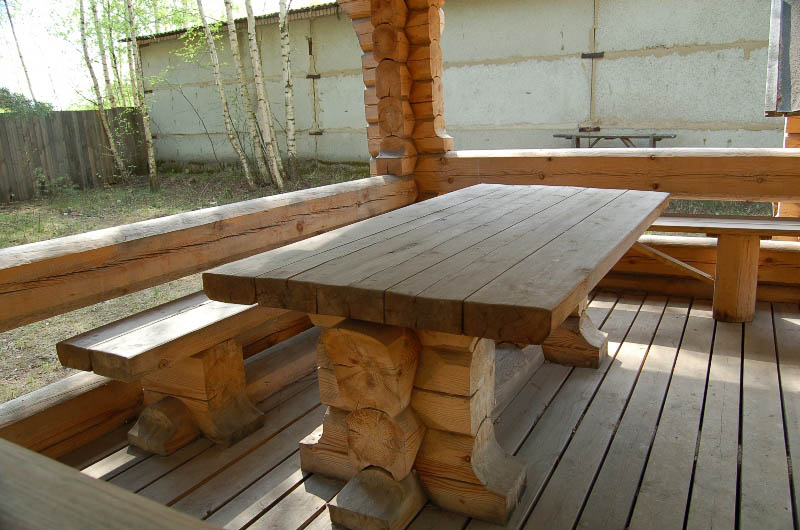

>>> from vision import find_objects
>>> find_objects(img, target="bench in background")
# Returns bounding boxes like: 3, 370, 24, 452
647, 215, 800, 322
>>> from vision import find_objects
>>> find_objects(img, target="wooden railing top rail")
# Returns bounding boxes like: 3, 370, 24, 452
414, 148, 800, 201
0, 175, 416, 333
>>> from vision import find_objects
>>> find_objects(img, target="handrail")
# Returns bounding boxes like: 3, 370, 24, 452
0, 175, 416, 332
415, 148, 800, 200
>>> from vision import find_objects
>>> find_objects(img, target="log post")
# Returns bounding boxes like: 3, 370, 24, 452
131, 339, 264, 455
340, 0, 453, 183
713, 234, 760, 322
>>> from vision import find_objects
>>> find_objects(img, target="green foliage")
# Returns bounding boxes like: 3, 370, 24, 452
0, 87, 53, 116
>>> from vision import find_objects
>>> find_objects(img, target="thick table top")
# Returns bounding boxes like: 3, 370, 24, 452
204, 184, 669, 344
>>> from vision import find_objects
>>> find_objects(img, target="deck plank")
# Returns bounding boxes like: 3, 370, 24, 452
575, 298, 690, 530
523, 296, 670, 529
628, 301, 715, 530
247, 474, 344, 530
467, 294, 646, 530
110, 438, 213, 493
739, 302, 794, 529
171, 406, 325, 519
136, 383, 320, 505
685, 321, 742, 530
205, 453, 305, 529
773, 302, 800, 523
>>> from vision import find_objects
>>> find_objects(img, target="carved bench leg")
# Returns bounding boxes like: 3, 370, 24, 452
129, 339, 264, 455
412, 331, 526, 525
542, 302, 609, 368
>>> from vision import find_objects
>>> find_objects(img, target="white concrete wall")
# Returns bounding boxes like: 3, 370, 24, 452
141, 0, 782, 165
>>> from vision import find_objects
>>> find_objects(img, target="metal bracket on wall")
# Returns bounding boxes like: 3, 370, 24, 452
581, 51, 604, 59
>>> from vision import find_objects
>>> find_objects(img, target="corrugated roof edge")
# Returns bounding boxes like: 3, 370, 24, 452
132, 2, 340, 45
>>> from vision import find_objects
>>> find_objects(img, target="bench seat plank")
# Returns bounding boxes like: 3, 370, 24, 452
651, 215, 800, 235
57, 292, 300, 382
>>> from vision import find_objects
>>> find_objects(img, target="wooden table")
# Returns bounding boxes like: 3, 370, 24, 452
203, 184, 669, 529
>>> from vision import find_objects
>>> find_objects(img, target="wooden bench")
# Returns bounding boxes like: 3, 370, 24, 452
647, 214, 800, 322
57, 292, 310, 455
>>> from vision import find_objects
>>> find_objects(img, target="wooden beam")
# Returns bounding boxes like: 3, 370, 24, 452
0, 438, 215, 529
0, 372, 142, 458
413, 149, 800, 200
0, 176, 417, 332
632, 242, 715, 285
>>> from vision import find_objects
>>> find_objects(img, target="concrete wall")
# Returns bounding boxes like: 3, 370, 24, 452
141, 0, 782, 165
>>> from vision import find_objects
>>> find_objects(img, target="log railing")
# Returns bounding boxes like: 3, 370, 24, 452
413, 148, 800, 200
0, 175, 416, 333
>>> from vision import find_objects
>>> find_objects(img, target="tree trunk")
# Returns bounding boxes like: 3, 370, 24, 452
125, 0, 159, 192
79, 0, 127, 178
244, 0, 284, 190
126, 31, 141, 108
223, 0, 270, 187
106, 0, 127, 106
3, 0, 36, 103
90, 0, 116, 109
195, 0, 255, 189
278, 0, 298, 179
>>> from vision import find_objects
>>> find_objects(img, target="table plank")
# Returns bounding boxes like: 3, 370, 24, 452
204, 185, 668, 344
385, 187, 625, 335
297, 186, 585, 321
463, 189, 668, 343
256, 185, 523, 314
204, 184, 500, 305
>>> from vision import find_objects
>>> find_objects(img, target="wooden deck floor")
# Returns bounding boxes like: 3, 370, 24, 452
61, 293, 800, 529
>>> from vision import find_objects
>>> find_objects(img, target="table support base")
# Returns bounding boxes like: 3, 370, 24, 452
304, 317, 526, 528
541, 311, 608, 368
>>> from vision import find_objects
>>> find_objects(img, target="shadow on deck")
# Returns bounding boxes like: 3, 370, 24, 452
60, 292, 800, 529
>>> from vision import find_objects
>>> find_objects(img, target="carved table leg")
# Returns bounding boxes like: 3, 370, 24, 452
412, 331, 526, 525
303, 319, 527, 527
129, 339, 264, 455
302, 318, 427, 529
542, 301, 609, 368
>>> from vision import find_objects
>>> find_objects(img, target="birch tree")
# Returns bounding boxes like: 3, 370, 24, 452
245, 0, 284, 189
223, 0, 270, 187
278, 0, 297, 179
3, 0, 36, 103
105, 0, 127, 106
90, 0, 116, 109
125, 0, 159, 191
195, 0, 255, 188
79, 0, 127, 177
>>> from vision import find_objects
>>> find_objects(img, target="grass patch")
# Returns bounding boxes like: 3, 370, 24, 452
666, 199, 773, 216
0, 161, 368, 402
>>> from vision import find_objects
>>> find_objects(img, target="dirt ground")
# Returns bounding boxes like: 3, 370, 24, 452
0, 161, 369, 402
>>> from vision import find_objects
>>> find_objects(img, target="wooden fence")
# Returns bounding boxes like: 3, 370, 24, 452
0, 109, 146, 202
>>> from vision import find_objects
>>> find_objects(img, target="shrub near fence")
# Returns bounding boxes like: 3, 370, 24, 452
0, 108, 146, 202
